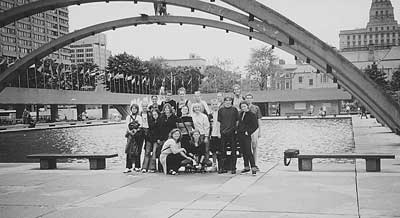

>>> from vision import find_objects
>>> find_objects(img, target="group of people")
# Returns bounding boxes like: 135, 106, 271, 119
124, 84, 262, 176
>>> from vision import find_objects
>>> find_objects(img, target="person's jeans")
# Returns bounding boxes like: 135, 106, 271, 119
219, 132, 237, 171
239, 133, 256, 169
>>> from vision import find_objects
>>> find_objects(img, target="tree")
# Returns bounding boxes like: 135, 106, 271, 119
364, 62, 388, 91
246, 46, 279, 90
390, 69, 400, 92
199, 65, 240, 93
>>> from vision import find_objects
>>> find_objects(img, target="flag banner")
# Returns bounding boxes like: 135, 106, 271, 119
188, 76, 192, 85
127, 75, 133, 80
142, 76, 146, 84
132, 77, 136, 84
29, 64, 35, 69
152, 77, 156, 86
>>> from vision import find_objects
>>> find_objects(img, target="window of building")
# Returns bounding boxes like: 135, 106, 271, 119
298, 76, 303, 83
86, 48, 93, 52
347, 35, 350, 40
285, 82, 290, 89
309, 79, 313, 86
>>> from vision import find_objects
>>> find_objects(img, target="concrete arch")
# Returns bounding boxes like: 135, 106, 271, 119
0, 0, 349, 92
0, 15, 328, 87
0, 0, 349, 91
1, 0, 399, 132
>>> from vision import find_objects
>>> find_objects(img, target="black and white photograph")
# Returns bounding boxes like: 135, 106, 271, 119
1, 0, 400, 217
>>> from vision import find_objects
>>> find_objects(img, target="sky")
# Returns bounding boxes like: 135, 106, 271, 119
68, 0, 400, 72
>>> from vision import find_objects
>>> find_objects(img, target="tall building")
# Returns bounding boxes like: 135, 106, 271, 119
0, 0, 71, 63
69, 34, 111, 70
339, 0, 400, 79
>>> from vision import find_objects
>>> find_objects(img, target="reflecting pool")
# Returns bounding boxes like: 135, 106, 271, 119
0, 118, 354, 164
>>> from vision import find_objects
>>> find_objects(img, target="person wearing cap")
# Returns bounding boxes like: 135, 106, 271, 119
217, 96, 239, 174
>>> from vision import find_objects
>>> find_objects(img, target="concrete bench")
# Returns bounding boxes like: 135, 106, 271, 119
26, 153, 118, 170
297, 154, 395, 172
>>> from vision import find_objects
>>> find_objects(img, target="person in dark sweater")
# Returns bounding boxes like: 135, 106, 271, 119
161, 91, 177, 114
217, 96, 239, 174
142, 109, 162, 173
238, 101, 259, 176
176, 105, 194, 151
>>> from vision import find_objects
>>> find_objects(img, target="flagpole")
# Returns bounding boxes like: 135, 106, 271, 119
26, 69, 29, 88
34, 63, 38, 88
191, 75, 193, 94
18, 73, 21, 88
170, 71, 173, 93
57, 64, 61, 90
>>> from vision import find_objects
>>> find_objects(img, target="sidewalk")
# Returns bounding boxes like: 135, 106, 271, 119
0, 116, 399, 218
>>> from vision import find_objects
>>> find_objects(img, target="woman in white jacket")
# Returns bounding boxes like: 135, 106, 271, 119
191, 103, 211, 162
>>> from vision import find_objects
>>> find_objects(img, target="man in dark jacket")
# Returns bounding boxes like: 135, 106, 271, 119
217, 97, 239, 174
237, 101, 259, 176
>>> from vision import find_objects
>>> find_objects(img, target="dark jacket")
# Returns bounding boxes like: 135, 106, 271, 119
159, 113, 178, 141
148, 116, 162, 143
237, 111, 258, 136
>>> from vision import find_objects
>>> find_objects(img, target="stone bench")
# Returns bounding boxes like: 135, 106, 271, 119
297, 154, 395, 172
26, 153, 118, 170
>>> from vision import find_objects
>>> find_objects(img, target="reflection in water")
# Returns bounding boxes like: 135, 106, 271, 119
0, 118, 354, 164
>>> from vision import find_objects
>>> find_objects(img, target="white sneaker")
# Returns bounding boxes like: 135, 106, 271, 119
134, 168, 141, 172
123, 168, 132, 173
141, 169, 147, 173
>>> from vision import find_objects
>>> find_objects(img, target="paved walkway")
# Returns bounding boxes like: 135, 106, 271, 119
0, 116, 399, 218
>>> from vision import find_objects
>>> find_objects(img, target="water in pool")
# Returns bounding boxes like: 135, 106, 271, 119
0, 118, 354, 164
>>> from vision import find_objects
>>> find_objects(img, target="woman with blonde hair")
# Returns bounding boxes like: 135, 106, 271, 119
160, 129, 196, 175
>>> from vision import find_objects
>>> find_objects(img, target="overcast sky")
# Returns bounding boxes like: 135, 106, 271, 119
69, 0, 400, 71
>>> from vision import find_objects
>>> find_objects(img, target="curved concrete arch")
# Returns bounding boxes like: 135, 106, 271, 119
0, 0, 349, 90
0, 16, 329, 87
2, 0, 398, 132
218, 0, 400, 133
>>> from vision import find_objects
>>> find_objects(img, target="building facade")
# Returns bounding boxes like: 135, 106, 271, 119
161, 54, 207, 73
0, 0, 70, 63
339, 0, 400, 79
69, 34, 111, 70
273, 63, 337, 91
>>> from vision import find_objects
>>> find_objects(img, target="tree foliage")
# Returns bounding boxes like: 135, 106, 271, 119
246, 46, 279, 90
199, 65, 240, 93
364, 62, 388, 91
105, 52, 202, 94
390, 69, 400, 91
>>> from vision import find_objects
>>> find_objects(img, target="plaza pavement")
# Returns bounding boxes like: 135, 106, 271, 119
0, 116, 399, 218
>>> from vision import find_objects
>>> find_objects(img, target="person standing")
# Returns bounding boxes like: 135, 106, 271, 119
232, 84, 245, 111
217, 97, 239, 174
189, 91, 210, 115
245, 93, 262, 171
176, 87, 191, 117
160, 129, 195, 175
238, 101, 259, 176
140, 102, 151, 173
216, 92, 224, 108
159, 103, 178, 171
143, 109, 163, 173
209, 99, 221, 171
360, 105, 368, 119
161, 91, 177, 113
176, 105, 194, 151
191, 103, 211, 164
149, 95, 162, 111
124, 104, 144, 173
